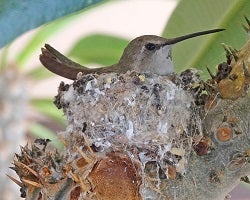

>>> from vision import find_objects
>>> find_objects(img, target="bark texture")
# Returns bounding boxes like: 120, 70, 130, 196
0, 67, 28, 200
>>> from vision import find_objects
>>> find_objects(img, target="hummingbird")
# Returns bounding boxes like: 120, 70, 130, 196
40, 29, 224, 80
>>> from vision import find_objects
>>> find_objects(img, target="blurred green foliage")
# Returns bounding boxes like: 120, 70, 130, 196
68, 0, 250, 79
0, 0, 104, 47
69, 34, 128, 66
1, 1, 250, 152
163, 0, 250, 78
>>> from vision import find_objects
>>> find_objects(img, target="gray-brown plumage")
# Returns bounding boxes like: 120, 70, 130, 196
40, 29, 224, 80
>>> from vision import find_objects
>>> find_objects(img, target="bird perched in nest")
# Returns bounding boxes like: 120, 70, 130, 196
40, 29, 224, 80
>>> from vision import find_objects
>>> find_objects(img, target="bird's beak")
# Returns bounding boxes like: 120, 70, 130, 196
163, 28, 224, 46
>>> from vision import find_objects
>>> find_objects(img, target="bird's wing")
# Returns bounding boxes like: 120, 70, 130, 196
40, 44, 93, 80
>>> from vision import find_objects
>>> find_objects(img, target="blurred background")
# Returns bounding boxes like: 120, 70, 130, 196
0, 0, 249, 199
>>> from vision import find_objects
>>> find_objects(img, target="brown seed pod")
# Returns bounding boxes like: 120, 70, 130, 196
218, 39, 250, 99
88, 153, 141, 200
218, 71, 245, 100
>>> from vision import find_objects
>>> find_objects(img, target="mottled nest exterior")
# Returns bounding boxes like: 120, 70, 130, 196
10, 23, 250, 200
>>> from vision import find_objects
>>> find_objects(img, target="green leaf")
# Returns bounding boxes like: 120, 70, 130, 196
162, 0, 250, 79
0, 0, 104, 48
29, 122, 64, 150
31, 98, 66, 125
27, 66, 54, 80
69, 34, 128, 66
15, 1, 109, 67
0, 44, 10, 70
15, 15, 77, 67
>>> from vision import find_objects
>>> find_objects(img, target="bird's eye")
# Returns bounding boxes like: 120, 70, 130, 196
145, 43, 156, 51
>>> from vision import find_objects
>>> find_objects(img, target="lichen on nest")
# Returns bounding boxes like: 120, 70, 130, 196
55, 71, 202, 177
10, 66, 250, 199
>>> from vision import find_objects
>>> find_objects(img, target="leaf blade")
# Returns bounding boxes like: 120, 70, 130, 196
29, 122, 64, 150
69, 34, 128, 66
31, 98, 66, 125
0, 0, 104, 48
162, 0, 250, 78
